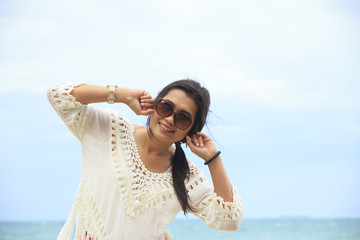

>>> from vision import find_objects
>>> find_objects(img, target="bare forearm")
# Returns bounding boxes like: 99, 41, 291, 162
70, 84, 130, 104
186, 133, 234, 202
207, 156, 234, 202
70, 84, 155, 116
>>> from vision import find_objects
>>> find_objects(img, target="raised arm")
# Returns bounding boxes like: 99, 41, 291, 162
71, 84, 155, 116
186, 133, 242, 231
47, 82, 155, 140
186, 132, 233, 202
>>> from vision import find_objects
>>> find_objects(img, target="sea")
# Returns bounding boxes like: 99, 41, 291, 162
0, 218, 359, 240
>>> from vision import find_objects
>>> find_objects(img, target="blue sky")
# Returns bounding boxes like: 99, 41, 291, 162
0, 0, 359, 221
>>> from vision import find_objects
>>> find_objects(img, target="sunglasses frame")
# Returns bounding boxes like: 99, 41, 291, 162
155, 98, 193, 130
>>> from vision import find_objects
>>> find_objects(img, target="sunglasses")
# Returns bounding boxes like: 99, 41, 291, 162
155, 99, 193, 130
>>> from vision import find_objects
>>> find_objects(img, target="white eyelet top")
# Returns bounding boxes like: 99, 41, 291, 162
47, 82, 242, 240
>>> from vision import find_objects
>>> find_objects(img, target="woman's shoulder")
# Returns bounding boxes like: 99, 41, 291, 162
109, 110, 133, 128
133, 124, 147, 139
133, 124, 143, 131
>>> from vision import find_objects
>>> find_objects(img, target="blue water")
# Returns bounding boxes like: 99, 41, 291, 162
0, 218, 359, 240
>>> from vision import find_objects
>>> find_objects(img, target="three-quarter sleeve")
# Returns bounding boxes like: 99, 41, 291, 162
47, 82, 88, 140
187, 163, 243, 231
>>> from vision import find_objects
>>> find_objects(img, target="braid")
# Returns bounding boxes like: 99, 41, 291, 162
145, 79, 211, 215
172, 141, 194, 214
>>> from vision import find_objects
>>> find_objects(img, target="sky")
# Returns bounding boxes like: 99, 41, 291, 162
0, 0, 359, 221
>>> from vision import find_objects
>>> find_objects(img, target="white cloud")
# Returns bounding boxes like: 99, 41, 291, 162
181, 45, 218, 60
193, 66, 299, 108
4, 18, 61, 40
0, 0, 358, 109
189, 65, 360, 111
165, 1, 203, 17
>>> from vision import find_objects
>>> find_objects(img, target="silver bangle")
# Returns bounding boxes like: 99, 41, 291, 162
106, 84, 117, 104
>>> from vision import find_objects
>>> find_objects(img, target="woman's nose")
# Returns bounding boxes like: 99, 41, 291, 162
164, 113, 175, 126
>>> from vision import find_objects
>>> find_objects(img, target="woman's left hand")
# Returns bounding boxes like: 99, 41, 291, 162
186, 132, 218, 161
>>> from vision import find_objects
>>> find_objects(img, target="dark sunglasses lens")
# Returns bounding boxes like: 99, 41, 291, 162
174, 113, 192, 130
156, 99, 192, 130
156, 100, 173, 117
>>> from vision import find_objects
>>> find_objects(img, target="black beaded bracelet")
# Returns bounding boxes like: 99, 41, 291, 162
204, 151, 221, 165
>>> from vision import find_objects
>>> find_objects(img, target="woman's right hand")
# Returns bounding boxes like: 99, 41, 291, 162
120, 88, 155, 116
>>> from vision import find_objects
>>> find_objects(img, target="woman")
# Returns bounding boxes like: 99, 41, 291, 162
47, 80, 242, 240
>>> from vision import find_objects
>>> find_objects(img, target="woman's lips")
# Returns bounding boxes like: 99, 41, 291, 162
159, 122, 174, 133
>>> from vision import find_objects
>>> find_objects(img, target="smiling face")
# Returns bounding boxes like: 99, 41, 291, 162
150, 89, 198, 144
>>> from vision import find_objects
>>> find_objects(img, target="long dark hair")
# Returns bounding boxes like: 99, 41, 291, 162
146, 79, 210, 214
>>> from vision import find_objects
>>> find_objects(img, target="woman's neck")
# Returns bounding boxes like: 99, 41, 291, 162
134, 126, 174, 173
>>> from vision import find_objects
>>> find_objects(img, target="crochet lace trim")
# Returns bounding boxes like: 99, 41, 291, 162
48, 82, 88, 140
57, 181, 109, 240
110, 112, 175, 217
110, 112, 241, 220
187, 162, 243, 221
